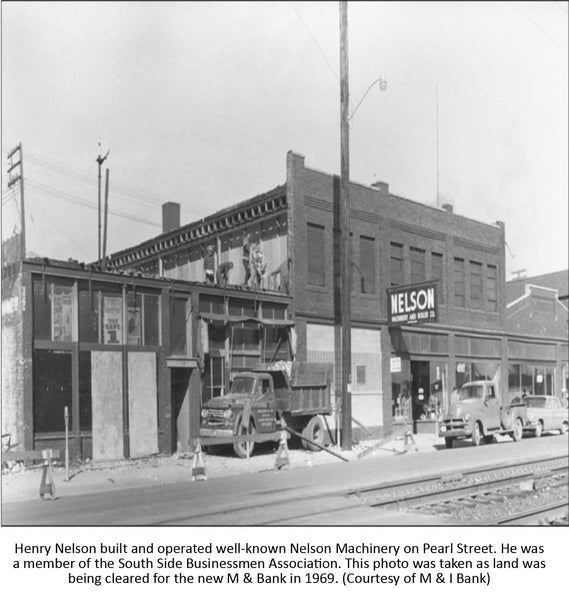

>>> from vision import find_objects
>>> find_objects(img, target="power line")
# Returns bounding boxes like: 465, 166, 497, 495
290, 2, 339, 82
510, 2, 561, 48
26, 178, 161, 227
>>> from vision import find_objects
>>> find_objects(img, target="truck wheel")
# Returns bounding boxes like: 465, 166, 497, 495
511, 418, 523, 442
471, 422, 482, 446
445, 437, 453, 449
301, 416, 325, 452
534, 421, 543, 438
233, 415, 256, 459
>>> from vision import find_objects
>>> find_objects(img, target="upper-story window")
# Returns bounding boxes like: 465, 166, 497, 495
360, 236, 376, 294
307, 223, 325, 287
487, 264, 498, 312
390, 242, 404, 287
410, 247, 426, 284
431, 252, 444, 304
469, 261, 482, 310
454, 258, 465, 308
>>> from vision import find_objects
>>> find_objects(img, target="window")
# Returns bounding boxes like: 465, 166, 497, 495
307, 223, 325, 287
487, 264, 498, 312
360, 236, 376, 294
410, 247, 426, 283
356, 365, 367, 385
390, 242, 404, 286
431, 252, 444, 304
454, 258, 465, 307
469, 261, 482, 309
33, 279, 75, 342
171, 297, 188, 354
33, 349, 72, 433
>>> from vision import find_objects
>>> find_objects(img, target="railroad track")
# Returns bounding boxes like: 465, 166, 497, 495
347, 455, 568, 525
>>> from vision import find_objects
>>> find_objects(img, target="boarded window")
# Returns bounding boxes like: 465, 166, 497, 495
469, 261, 482, 309
487, 264, 497, 312
454, 258, 465, 307
390, 242, 404, 286
360, 236, 376, 294
307, 223, 325, 287
432, 252, 444, 304
410, 247, 426, 284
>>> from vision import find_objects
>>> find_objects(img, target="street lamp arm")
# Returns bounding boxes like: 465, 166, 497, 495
348, 76, 387, 121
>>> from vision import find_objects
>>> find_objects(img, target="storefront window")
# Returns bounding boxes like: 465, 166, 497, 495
33, 349, 72, 433
508, 364, 521, 403
521, 365, 533, 396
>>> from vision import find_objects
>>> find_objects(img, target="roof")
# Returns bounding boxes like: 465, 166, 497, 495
506, 269, 568, 304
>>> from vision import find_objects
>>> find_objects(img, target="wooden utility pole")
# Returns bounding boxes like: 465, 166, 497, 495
102, 168, 110, 270
7, 143, 26, 259
339, 0, 352, 450
96, 145, 109, 261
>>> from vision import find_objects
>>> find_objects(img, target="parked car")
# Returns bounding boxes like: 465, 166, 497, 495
510, 395, 569, 437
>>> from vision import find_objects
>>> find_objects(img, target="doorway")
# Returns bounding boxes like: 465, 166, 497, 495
411, 360, 430, 421
171, 368, 191, 453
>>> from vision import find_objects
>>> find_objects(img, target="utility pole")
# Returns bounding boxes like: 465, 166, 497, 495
7, 143, 26, 260
339, 1, 352, 450
102, 168, 110, 270
96, 144, 109, 262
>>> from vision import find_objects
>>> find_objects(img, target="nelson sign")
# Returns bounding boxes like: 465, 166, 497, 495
387, 281, 438, 326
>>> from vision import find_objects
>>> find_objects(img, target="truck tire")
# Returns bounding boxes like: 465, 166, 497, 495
445, 437, 453, 449
471, 422, 482, 446
500, 407, 513, 430
534, 421, 543, 438
301, 416, 325, 452
233, 415, 256, 459
511, 418, 523, 442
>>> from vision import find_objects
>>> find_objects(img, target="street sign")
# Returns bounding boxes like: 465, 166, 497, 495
390, 357, 402, 373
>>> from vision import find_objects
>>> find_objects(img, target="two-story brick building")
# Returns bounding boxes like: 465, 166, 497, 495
105, 151, 514, 439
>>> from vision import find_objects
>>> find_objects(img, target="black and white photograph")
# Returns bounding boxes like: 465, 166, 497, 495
2, 0, 568, 595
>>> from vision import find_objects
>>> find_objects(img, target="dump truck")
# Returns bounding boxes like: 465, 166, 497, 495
199, 361, 333, 458
439, 380, 527, 448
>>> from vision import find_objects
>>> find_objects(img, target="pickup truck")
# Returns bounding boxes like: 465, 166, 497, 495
199, 362, 333, 458
439, 380, 526, 448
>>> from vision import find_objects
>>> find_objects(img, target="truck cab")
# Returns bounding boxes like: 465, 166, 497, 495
440, 380, 503, 447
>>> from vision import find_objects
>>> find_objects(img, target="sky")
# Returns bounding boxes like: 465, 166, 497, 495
2, 1, 568, 279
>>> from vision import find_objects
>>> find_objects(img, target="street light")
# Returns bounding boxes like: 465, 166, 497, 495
348, 76, 387, 122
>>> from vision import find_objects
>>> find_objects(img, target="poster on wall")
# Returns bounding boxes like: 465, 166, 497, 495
52, 290, 73, 341
103, 296, 123, 344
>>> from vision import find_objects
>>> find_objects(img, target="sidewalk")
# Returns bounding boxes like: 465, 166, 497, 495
1, 432, 442, 504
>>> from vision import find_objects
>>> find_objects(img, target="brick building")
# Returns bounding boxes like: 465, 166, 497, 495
4, 150, 567, 458
105, 151, 523, 439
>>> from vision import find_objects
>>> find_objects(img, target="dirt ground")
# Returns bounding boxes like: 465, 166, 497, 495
1, 432, 440, 503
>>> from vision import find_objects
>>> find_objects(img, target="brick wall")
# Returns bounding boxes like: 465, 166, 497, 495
1, 271, 26, 449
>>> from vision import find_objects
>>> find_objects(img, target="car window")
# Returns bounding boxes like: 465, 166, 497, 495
261, 379, 271, 394
487, 386, 495, 399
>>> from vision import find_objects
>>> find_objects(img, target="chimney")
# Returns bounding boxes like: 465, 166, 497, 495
162, 202, 180, 233
441, 203, 453, 214
371, 180, 389, 194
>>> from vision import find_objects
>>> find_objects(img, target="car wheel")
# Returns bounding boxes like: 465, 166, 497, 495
233, 414, 256, 459
445, 437, 453, 449
512, 418, 523, 442
534, 421, 543, 438
301, 416, 325, 452
560, 422, 568, 435
472, 422, 481, 447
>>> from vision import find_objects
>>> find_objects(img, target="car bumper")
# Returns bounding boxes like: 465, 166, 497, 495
199, 427, 233, 438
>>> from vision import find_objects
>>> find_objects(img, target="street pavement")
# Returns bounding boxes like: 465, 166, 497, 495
2, 432, 567, 525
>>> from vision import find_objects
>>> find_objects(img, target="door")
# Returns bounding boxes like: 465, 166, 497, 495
171, 368, 191, 453
411, 361, 430, 421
